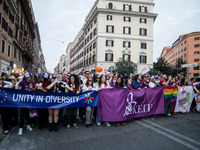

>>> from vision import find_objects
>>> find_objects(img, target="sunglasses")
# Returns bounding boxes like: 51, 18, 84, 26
89, 80, 93, 81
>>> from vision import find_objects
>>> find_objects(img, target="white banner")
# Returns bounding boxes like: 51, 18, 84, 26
195, 95, 200, 112
175, 86, 195, 113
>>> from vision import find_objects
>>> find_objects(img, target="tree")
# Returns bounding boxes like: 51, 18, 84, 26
148, 68, 161, 76
153, 57, 172, 75
173, 58, 186, 76
110, 59, 137, 75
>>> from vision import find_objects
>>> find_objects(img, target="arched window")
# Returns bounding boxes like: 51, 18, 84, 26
108, 3, 113, 9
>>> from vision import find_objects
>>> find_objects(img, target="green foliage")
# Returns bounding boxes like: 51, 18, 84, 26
153, 57, 172, 75
110, 59, 137, 75
148, 68, 161, 76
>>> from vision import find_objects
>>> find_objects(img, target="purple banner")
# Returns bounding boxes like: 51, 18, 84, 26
98, 87, 164, 122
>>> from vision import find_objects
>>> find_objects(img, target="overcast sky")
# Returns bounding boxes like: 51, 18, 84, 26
31, 0, 200, 73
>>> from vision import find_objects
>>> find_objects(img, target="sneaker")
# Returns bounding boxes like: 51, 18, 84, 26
73, 123, 79, 128
97, 123, 101, 126
26, 125, 33, 131
85, 124, 89, 128
4, 130, 9, 134
18, 128, 23, 136
105, 123, 111, 127
167, 113, 171, 116
66, 125, 70, 130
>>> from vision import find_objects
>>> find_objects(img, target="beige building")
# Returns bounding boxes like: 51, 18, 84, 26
65, 42, 73, 73
70, 0, 157, 74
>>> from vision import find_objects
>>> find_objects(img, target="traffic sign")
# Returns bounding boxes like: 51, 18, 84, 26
181, 63, 197, 68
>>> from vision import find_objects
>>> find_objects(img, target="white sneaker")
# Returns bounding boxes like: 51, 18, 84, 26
18, 128, 23, 136
97, 123, 101, 126
105, 123, 111, 127
4, 130, 9, 134
26, 125, 33, 131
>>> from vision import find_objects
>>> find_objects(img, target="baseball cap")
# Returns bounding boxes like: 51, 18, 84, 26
49, 74, 56, 79
41, 73, 48, 79
24, 72, 32, 78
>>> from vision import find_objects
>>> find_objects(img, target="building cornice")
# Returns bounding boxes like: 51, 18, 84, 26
108, 0, 155, 6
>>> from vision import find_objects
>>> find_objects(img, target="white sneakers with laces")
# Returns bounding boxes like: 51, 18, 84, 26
18, 125, 33, 136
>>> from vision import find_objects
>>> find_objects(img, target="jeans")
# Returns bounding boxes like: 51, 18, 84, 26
85, 107, 94, 125
19, 108, 31, 128
66, 108, 77, 125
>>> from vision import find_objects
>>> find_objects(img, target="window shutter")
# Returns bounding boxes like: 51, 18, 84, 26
130, 5, 132, 11
145, 7, 147, 13
128, 55, 130, 61
145, 29, 147, 36
129, 27, 131, 34
123, 41, 125, 47
106, 40, 108, 46
128, 42, 131, 48
106, 26, 108, 32
140, 28, 141, 35
112, 41, 114, 46
112, 26, 114, 33
123, 4, 125, 11
111, 54, 113, 61
124, 17, 125, 22
139, 6, 141, 12
107, 15, 109, 20
123, 27, 125, 34
105, 53, 107, 61
145, 19, 147, 23
123, 54, 125, 61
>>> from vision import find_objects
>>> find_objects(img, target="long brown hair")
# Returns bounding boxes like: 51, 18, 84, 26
99, 75, 107, 87
85, 77, 93, 87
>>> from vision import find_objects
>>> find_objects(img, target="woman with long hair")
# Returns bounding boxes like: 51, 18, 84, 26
125, 78, 133, 90
46, 74, 59, 132
96, 74, 111, 127
66, 74, 80, 130
82, 77, 97, 127
114, 76, 124, 88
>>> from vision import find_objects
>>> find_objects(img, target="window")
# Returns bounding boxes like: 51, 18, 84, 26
194, 59, 199, 62
93, 42, 96, 49
140, 28, 147, 36
194, 73, 199, 77
1, 38, 6, 54
123, 41, 130, 48
93, 28, 97, 36
123, 54, 130, 61
90, 45, 92, 51
194, 51, 200, 55
184, 40, 186, 44
194, 37, 200, 40
194, 66, 199, 70
124, 4, 131, 11
14, 47, 17, 58
8, 26, 13, 38
184, 53, 186, 58
124, 17, 131, 22
105, 53, 113, 61
107, 15, 112, 20
3, 1, 9, 14
140, 55, 147, 63
181, 49, 183, 52
194, 44, 200, 48
184, 47, 186, 51
106, 40, 114, 47
124, 27, 131, 34
90, 33, 92, 40
106, 25, 114, 33
9, 12, 14, 23
140, 18, 147, 23
139, 6, 147, 13
108, 3, 113, 9
94, 18, 97, 24
141, 43, 147, 49
8, 44, 11, 58
93, 54, 96, 62
2, 17, 8, 32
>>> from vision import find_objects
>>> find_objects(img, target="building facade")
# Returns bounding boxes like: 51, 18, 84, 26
161, 32, 200, 79
65, 42, 72, 73
0, 0, 45, 75
70, 0, 157, 74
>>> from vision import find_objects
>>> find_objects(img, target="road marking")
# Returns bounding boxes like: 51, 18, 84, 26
136, 120, 199, 150
143, 119, 200, 146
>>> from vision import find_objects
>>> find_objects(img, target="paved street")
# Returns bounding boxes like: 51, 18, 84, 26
0, 113, 200, 150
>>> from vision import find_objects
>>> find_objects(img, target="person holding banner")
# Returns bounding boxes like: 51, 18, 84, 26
113, 76, 124, 88
66, 74, 80, 130
18, 72, 34, 136
82, 77, 97, 127
0, 74, 17, 135
96, 75, 111, 127
125, 78, 133, 90
131, 74, 143, 89
46, 74, 59, 132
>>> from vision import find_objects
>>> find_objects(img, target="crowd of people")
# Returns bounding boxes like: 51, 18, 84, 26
0, 69, 200, 137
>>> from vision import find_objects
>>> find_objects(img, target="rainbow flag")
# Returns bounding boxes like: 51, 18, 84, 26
164, 86, 177, 102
